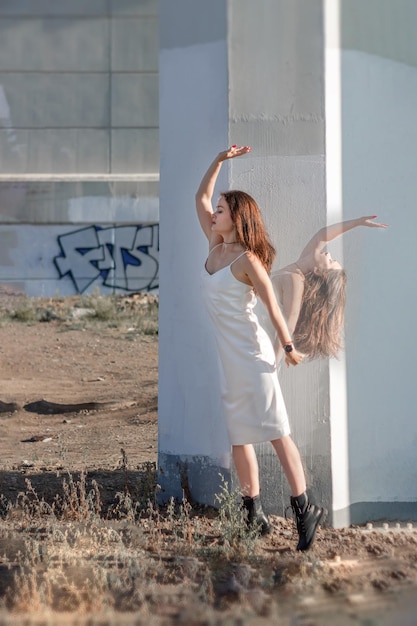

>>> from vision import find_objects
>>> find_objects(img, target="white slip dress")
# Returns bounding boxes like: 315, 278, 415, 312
201, 248, 291, 446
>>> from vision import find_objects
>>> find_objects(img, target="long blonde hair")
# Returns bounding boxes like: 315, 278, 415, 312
221, 190, 276, 273
293, 268, 347, 359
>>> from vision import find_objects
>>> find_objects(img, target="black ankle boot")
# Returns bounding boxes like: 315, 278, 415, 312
242, 495, 272, 535
290, 491, 326, 551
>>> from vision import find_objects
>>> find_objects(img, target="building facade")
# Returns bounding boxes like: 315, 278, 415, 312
0, 0, 159, 296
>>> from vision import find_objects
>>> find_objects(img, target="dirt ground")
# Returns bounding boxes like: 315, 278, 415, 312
1, 291, 417, 625
0, 313, 157, 473
0, 290, 158, 517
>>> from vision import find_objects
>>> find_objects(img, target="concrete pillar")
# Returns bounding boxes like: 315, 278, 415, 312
158, 0, 332, 515
227, 0, 331, 517
159, 0, 417, 526
324, 0, 350, 528
336, 0, 417, 524
158, 1, 232, 503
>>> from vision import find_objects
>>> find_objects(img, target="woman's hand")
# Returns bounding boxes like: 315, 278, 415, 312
285, 348, 304, 368
196, 145, 250, 240
218, 145, 251, 162
359, 215, 388, 228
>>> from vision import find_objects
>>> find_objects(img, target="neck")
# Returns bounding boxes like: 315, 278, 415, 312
222, 239, 238, 245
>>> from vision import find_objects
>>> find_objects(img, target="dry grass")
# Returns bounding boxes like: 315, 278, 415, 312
1, 460, 416, 626
0, 461, 295, 626
0, 290, 159, 335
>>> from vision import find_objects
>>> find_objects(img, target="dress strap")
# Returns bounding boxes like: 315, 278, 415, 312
230, 251, 248, 266
207, 243, 223, 257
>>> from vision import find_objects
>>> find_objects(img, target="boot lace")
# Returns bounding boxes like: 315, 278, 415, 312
284, 504, 293, 520
286, 503, 307, 536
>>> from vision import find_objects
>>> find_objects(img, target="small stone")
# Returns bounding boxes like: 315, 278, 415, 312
71, 307, 95, 319
21, 460, 34, 467
347, 593, 366, 605
299, 596, 317, 606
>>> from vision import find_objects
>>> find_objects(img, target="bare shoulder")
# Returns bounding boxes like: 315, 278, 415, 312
231, 250, 265, 286
239, 250, 262, 265
237, 250, 265, 274
272, 266, 304, 286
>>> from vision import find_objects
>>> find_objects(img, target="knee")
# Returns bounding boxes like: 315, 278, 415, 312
271, 435, 297, 456
271, 434, 291, 448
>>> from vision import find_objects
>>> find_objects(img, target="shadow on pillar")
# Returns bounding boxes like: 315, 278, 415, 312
158, 452, 231, 507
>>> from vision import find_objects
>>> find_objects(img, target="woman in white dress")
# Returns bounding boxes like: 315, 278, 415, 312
272, 216, 387, 363
196, 145, 325, 551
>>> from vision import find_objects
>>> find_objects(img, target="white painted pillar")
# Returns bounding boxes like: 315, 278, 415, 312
158, 1, 232, 503
158, 0, 333, 515
158, 0, 417, 526
339, 0, 417, 524
324, 0, 350, 528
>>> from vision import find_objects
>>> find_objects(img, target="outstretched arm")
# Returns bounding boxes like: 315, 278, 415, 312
195, 145, 251, 240
298, 215, 388, 259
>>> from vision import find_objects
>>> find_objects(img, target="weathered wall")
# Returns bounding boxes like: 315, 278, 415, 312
0, 223, 159, 296
339, 0, 417, 523
227, 0, 330, 515
0, 0, 159, 295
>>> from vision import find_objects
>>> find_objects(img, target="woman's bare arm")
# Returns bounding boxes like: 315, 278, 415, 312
278, 273, 305, 335
239, 254, 303, 367
272, 273, 305, 363
298, 215, 388, 259
195, 146, 251, 240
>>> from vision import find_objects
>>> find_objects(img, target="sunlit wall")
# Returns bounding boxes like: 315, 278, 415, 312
340, 0, 417, 523
158, 0, 417, 525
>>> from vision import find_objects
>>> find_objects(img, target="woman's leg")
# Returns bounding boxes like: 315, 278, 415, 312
232, 443, 271, 534
232, 444, 260, 497
272, 435, 326, 551
271, 435, 306, 496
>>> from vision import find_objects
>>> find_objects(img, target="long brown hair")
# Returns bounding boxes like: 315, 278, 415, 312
221, 190, 276, 273
293, 268, 347, 359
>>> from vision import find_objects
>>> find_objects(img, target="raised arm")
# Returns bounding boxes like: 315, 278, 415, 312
195, 145, 251, 240
298, 215, 388, 259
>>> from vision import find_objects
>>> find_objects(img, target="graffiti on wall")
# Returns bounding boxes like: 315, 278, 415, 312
54, 224, 159, 293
